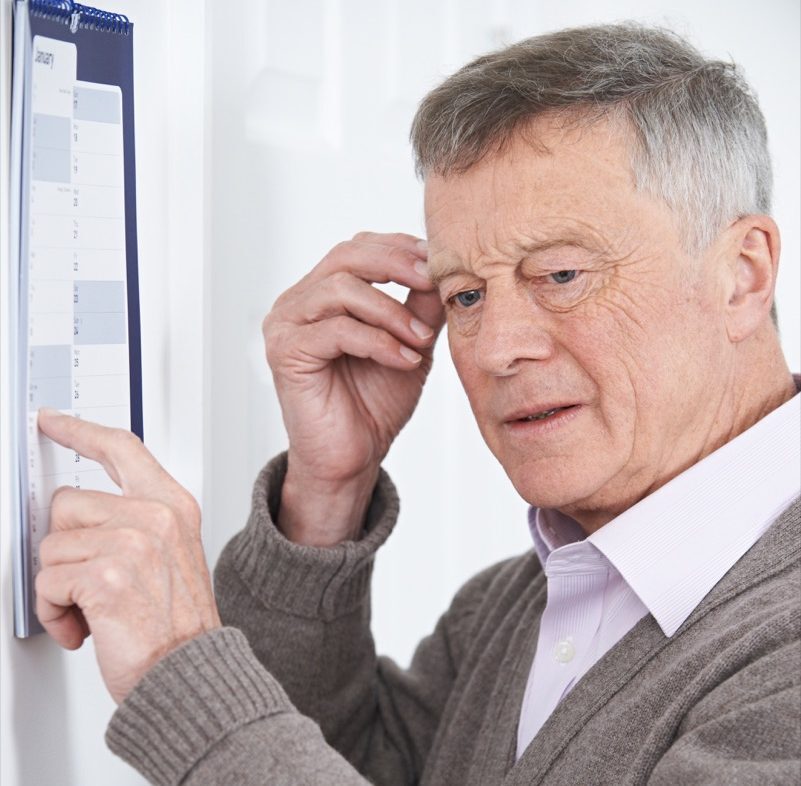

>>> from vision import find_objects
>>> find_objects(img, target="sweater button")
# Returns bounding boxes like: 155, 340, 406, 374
554, 638, 575, 663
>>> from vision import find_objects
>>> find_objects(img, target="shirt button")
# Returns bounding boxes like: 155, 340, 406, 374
554, 638, 575, 663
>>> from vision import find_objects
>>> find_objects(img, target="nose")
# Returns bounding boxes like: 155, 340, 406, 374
473, 282, 555, 376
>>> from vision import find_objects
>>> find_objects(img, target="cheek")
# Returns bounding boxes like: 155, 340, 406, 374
586, 267, 693, 368
560, 298, 657, 429
574, 284, 704, 447
448, 330, 473, 387
445, 303, 482, 339
448, 331, 488, 410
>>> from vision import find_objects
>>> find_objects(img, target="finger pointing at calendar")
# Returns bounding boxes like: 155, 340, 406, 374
34, 408, 220, 705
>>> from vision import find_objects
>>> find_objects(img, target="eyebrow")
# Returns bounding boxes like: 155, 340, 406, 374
428, 240, 593, 288
519, 239, 591, 256
428, 258, 467, 288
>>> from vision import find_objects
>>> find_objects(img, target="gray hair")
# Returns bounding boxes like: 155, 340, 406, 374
410, 23, 773, 258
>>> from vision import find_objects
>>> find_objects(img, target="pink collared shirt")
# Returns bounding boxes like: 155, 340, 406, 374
516, 389, 801, 759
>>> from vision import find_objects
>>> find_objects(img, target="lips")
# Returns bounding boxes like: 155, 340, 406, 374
505, 403, 579, 423
522, 406, 572, 421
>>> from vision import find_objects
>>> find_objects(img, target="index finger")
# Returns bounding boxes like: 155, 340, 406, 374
303, 237, 433, 293
351, 231, 428, 258
37, 409, 164, 496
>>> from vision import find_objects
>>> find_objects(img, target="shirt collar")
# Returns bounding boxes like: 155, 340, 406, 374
528, 386, 801, 637
529, 506, 585, 560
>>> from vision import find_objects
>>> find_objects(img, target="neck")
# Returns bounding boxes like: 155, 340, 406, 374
723, 326, 797, 446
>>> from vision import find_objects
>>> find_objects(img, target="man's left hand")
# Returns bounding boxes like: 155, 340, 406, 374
35, 409, 221, 704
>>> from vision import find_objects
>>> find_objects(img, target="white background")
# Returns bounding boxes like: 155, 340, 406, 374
1, 1, 798, 784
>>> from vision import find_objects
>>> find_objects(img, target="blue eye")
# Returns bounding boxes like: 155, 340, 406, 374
454, 289, 482, 307
550, 270, 578, 284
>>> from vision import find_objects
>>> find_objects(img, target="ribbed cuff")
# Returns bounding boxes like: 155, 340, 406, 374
222, 452, 399, 620
106, 627, 294, 786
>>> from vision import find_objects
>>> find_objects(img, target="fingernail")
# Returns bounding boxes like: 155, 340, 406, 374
399, 346, 422, 364
414, 260, 430, 280
410, 318, 433, 339
38, 407, 61, 418
416, 239, 428, 254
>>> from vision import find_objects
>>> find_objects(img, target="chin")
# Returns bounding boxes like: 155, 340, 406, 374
502, 454, 622, 513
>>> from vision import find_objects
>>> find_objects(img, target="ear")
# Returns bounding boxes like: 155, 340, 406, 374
723, 215, 780, 343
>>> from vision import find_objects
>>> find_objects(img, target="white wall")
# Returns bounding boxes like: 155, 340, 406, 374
207, 0, 801, 671
1, 2, 798, 785
0, 1, 209, 784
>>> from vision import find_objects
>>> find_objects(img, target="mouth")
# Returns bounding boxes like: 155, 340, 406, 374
507, 404, 579, 423
520, 406, 574, 422
502, 403, 583, 436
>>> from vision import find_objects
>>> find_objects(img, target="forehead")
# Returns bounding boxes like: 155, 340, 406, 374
423, 116, 647, 277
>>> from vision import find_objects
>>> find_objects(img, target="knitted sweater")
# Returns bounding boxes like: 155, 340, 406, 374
106, 454, 801, 785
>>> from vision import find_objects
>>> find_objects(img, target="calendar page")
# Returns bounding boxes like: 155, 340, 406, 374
23, 35, 131, 580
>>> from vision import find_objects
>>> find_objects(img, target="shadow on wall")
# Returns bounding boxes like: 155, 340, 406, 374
9, 632, 75, 784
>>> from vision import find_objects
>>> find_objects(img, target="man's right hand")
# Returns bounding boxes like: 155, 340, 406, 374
262, 232, 444, 546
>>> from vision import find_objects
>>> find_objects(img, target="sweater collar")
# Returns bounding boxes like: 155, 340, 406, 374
529, 384, 801, 637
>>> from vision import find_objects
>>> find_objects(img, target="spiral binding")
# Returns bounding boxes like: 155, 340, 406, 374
29, 0, 130, 35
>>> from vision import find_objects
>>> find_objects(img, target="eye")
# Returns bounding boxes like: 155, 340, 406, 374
452, 289, 482, 308
550, 270, 578, 284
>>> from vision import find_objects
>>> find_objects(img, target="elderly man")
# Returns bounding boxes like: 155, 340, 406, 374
36, 23, 799, 786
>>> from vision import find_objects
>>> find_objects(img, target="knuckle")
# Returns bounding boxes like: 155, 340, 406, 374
379, 331, 397, 354
264, 323, 289, 365
97, 561, 126, 592
49, 485, 71, 513
387, 245, 414, 265
323, 240, 351, 264
49, 487, 79, 532
38, 534, 56, 566
330, 315, 351, 341
110, 427, 141, 454
34, 566, 49, 593
175, 491, 201, 530
123, 428, 142, 447
120, 526, 152, 558
328, 269, 352, 291
148, 502, 179, 541
382, 232, 410, 247
50, 484, 72, 502
351, 231, 373, 242
267, 285, 295, 315
262, 315, 278, 351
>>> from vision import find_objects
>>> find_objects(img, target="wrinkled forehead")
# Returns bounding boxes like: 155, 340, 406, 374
423, 117, 642, 281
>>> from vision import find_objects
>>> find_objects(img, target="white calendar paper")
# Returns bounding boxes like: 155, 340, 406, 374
23, 35, 131, 590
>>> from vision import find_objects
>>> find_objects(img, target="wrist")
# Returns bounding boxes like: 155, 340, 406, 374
278, 462, 380, 547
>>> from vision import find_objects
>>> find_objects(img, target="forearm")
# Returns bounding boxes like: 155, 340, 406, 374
213, 452, 400, 762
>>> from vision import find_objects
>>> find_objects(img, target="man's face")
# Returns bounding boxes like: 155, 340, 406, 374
424, 116, 731, 530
